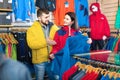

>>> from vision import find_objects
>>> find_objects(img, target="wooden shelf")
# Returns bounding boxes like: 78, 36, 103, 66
0, 25, 13, 28
0, 9, 12, 12
12, 22, 33, 27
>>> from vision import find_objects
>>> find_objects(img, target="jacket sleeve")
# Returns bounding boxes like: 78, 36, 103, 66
50, 32, 61, 54
104, 16, 110, 37
26, 28, 47, 50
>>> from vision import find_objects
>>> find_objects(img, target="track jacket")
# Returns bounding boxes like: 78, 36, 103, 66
50, 26, 77, 54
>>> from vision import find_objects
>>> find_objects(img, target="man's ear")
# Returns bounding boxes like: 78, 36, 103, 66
38, 17, 41, 21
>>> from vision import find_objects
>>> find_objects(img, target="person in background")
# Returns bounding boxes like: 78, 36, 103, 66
49, 12, 92, 59
89, 2, 110, 50
0, 52, 32, 80
26, 9, 59, 80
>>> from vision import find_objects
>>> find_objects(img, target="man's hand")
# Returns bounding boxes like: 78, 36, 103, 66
46, 38, 56, 46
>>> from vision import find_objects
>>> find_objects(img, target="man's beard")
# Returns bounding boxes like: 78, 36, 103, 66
41, 20, 49, 26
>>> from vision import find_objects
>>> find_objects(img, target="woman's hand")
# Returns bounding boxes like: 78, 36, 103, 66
49, 54, 55, 59
87, 38, 92, 44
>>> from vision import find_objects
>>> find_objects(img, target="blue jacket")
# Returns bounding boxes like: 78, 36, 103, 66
104, 37, 116, 50
74, 0, 89, 27
51, 33, 90, 80
12, 0, 36, 21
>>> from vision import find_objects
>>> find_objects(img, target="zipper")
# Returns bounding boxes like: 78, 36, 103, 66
36, 50, 37, 60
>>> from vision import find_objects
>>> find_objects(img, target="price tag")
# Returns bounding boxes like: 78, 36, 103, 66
8, 0, 12, 3
6, 15, 11, 19
64, 1, 69, 8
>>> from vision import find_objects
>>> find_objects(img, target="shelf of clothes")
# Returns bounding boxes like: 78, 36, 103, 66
0, 33, 18, 60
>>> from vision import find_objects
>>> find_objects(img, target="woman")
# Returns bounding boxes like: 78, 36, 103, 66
50, 12, 91, 59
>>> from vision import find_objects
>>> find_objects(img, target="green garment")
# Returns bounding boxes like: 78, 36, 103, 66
11, 44, 17, 60
115, 6, 120, 29
114, 54, 120, 65
112, 38, 119, 51
5, 44, 17, 60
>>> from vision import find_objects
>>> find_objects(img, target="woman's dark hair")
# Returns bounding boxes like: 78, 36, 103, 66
65, 12, 78, 30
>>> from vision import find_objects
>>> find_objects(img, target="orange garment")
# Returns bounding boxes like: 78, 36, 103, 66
53, 0, 75, 26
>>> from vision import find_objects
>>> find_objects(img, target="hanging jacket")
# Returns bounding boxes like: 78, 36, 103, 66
36, 0, 56, 11
12, 0, 36, 21
45, 0, 56, 11
53, 0, 74, 26
35, 0, 46, 9
27, 21, 59, 64
115, 6, 120, 29
89, 3, 110, 40
74, 0, 89, 27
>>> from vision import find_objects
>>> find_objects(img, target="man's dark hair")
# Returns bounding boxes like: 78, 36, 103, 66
37, 9, 49, 17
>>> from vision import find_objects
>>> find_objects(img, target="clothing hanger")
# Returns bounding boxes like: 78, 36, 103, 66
85, 65, 94, 73
101, 69, 107, 75
75, 61, 86, 71
75, 61, 81, 66
94, 67, 101, 74
79, 64, 86, 70
0, 34, 6, 45
104, 70, 110, 77
0, 38, 6, 45
114, 73, 119, 79
108, 71, 116, 79
1, 33, 9, 45
107, 65, 118, 79
8, 33, 18, 44
4, 33, 12, 44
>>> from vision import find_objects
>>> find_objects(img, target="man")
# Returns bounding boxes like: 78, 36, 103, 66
0, 53, 32, 80
26, 9, 59, 80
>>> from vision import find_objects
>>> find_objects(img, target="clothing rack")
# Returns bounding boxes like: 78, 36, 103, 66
73, 50, 112, 57
74, 56, 120, 70
0, 29, 12, 33
0, 25, 13, 33
111, 31, 119, 34
11, 28, 27, 33
12, 22, 33, 27
73, 50, 120, 70
0, 30, 11, 33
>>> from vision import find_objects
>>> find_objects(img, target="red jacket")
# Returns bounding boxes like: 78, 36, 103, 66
50, 26, 77, 54
89, 3, 110, 40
